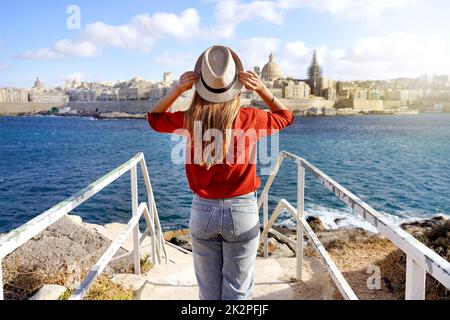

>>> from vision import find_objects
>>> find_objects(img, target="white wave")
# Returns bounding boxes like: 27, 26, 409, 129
274, 203, 449, 234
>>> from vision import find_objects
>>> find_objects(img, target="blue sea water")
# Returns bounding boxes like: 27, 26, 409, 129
0, 113, 449, 233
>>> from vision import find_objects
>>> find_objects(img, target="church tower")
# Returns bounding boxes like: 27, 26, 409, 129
308, 50, 323, 97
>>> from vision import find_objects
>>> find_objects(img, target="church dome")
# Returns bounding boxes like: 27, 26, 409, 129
33, 77, 45, 89
261, 53, 282, 82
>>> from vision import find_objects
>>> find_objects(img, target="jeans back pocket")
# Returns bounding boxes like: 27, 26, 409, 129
229, 203, 260, 240
189, 204, 215, 238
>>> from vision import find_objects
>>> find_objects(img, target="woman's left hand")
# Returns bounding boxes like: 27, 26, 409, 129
239, 71, 265, 93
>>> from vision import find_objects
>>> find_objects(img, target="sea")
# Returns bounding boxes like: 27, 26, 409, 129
0, 113, 449, 234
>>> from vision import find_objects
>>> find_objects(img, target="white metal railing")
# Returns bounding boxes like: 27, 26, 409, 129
0, 153, 168, 300
259, 151, 450, 300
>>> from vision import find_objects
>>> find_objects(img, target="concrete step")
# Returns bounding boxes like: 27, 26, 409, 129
135, 256, 336, 300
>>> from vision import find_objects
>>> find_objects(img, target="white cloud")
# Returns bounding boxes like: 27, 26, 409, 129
328, 32, 450, 79
19, 39, 101, 59
214, 0, 418, 31
56, 72, 84, 82
240, 32, 450, 80
19, 8, 201, 59
0, 63, 9, 71
154, 52, 195, 67
239, 37, 281, 70
210, 0, 284, 39
284, 41, 309, 59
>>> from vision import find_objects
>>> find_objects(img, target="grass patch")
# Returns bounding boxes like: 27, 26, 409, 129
84, 275, 134, 300
58, 276, 134, 300
140, 255, 154, 274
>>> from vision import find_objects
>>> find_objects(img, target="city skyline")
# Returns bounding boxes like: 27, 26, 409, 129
2, 0, 450, 87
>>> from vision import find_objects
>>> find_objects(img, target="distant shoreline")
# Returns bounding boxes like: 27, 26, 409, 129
2, 110, 446, 120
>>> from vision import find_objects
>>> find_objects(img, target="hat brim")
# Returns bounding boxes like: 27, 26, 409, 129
194, 47, 244, 104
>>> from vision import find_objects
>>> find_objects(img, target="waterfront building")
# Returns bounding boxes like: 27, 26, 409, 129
323, 87, 336, 101
68, 90, 98, 102
254, 66, 261, 77
0, 88, 30, 103
368, 89, 382, 100
163, 72, 173, 84
98, 89, 120, 102
29, 90, 69, 104
64, 78, 82, 89
119, 87, 150, 101
336, 98, 384, 113
336, 81, 344, 94
282, 80, 311, 100
321, 78, 334, 91
384, 89, 423, 102
261, 53, 282, 83
433, 75, 450, 87
308, 50, 323, 97
33, 77, 45, 90
350, 88, 368, 100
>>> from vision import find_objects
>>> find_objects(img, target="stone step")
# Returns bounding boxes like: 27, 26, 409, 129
134, 256, 337, 300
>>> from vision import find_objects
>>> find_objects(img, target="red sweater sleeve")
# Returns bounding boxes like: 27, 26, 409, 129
255, 109, 294, 137
147, 111, 186, 134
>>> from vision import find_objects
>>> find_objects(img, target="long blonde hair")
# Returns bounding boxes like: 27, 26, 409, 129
185, 92, 241, 169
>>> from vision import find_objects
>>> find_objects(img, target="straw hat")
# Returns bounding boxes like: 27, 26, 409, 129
194, 45, 244, 103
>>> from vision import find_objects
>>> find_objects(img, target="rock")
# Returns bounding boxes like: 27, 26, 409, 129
401, 216, 449, 238
258, 238, 295, 258
67, 215, 83, 225
307, 216, 326, 232
111, 274, 146, 292
271, 243, 295, 258
163, 229, 190, 242
2, 216, 132, 300
29, 285, 67, 300
271, 226, 296, 236
169, 234, 192, 252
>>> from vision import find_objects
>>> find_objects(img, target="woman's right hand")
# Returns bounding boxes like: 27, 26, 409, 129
177, 71, 199, 94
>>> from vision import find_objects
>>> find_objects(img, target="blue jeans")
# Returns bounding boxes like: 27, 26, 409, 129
189, 191, 260, 300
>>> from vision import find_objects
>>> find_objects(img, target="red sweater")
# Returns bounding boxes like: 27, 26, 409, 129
147, 108, 294, 199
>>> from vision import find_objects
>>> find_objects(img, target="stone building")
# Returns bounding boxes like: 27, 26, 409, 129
323, 87, 336, 101
261, 53, 282, 83
384, 89, 423, 102
163, 72, 173, 84
308, 50, 323, 97
282, 80, 311, 100
0, 88, 30, 103
254, 66, 261, 77
119, 87, 150, 101
29, 91, 69, 104
68, 90, 98, 102
33, 77, 45, 90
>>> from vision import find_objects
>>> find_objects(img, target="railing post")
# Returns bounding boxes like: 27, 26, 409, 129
0, 259, 4, 300
263, 192, 269, 259
148, 192, 157, 266
405, 255, 426, 300
131, 165, 141, 275
296, 163, 305, 281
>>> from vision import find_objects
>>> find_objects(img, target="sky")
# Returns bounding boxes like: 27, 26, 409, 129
1, 0, 450, 87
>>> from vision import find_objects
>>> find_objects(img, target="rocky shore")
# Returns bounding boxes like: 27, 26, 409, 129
163, 216, 449, 300
1, 214, 448, 300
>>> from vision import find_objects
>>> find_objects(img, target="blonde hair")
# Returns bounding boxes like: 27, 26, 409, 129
185, 92, 241, 169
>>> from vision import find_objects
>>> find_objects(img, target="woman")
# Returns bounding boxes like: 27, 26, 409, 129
148, 45, 293, 300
